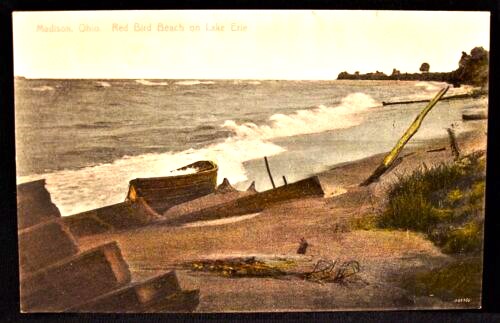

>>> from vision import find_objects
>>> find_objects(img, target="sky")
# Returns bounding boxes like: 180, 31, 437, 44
13, 10, 490, 80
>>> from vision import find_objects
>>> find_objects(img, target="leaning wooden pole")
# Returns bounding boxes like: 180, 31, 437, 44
360, 86, 449, 186
264, 156, 276, 189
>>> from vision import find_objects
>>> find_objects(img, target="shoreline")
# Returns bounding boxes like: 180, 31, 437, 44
73, 120, 486, 312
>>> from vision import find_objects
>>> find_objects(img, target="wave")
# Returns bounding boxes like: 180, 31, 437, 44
175, 80, 215, 86
96, 81, 111, 87
19, 137, 285, 216
414, 81, 442, 91
19, 92, 376, 216
222, 93, 378, 140
31, 85, 55, 92
135, 79, 169, 86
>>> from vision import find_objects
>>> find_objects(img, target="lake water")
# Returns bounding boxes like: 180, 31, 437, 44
15, 78, 486, 216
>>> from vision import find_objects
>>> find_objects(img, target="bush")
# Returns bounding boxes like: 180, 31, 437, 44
378, 153, 485, 255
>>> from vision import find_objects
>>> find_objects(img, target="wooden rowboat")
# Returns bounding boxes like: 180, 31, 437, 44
126, 160, 218, 213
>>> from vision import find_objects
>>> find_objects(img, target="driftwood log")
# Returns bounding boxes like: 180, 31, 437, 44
360, 87, 449, 186
382, 89, 485, 106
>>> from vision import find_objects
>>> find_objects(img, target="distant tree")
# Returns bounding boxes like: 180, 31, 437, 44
450, 46, 489, 87
391, 68, 401, 76
420, 62, 430, 73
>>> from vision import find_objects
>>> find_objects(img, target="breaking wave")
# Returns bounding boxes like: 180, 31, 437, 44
96, 81, 111, 87
31, 85, 55, 92
18, 92, 376, 216
19, 137, 285, 216
135, 79, 169, 86
415, 81, 441, 91
222, 93, 378, 140
175, 80, 215, 86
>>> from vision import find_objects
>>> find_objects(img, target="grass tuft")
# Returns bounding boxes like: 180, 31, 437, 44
378, 152, 485, 255
403, 258, 482, 304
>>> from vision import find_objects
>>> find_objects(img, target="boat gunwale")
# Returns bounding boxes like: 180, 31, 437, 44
129, 161, 218, 184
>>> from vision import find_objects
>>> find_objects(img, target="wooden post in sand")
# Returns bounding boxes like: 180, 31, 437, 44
447, 128, 461, 160
282, 176, 288, 185
264, 156, 276, 189
360, 86, 449, 186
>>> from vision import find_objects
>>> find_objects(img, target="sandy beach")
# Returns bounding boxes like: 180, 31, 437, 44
73, 118, 487, 312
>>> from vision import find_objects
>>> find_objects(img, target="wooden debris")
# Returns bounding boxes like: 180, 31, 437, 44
163, 176, 325, 225
246, 181, 257, 193
163, 189, 254, 219
360, 87, 449, 186
216, 178, 237, 193
20, 241, 131, 312
62, 199, 161, 237
67, 271, 199, 313
17, 179, 61, 230
382, 89, 486, 106
186, 257, 295, 278
427, 147, 446, 153
18, 220, 79, 275
447, 128, 461, 160
264, 156, 276, 189
126, 160, 218, 213
463, 110, 488, 120
282, 175, 288, 185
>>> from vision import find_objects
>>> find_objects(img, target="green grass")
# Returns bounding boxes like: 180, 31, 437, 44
377, 151, 486, 255
402, 258, 482, 304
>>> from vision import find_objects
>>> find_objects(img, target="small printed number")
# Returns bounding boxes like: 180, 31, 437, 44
454, 298, 471, 303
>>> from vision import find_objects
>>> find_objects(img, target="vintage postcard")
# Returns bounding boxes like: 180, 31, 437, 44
13, 10, 489, 312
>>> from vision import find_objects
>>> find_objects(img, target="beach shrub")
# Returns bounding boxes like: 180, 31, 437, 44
378, 152, 486, 255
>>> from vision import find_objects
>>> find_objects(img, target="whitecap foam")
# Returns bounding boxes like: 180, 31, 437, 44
18, 137, 285, 216
31, 85, 55, 92
135, 79, 169, 86
415, 81, 443, 91
222, 92, 378, 140
19, 92, 377, 216
96, 81, 111, 87
175, 80, 215, 86
168, 166, 198, 176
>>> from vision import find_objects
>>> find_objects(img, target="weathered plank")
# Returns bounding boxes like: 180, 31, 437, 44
20, 241, 131, 312
17, 179, 61, 230
18, 220, 79, 275
68, 271, 187, 312
164, 176, 324, 225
